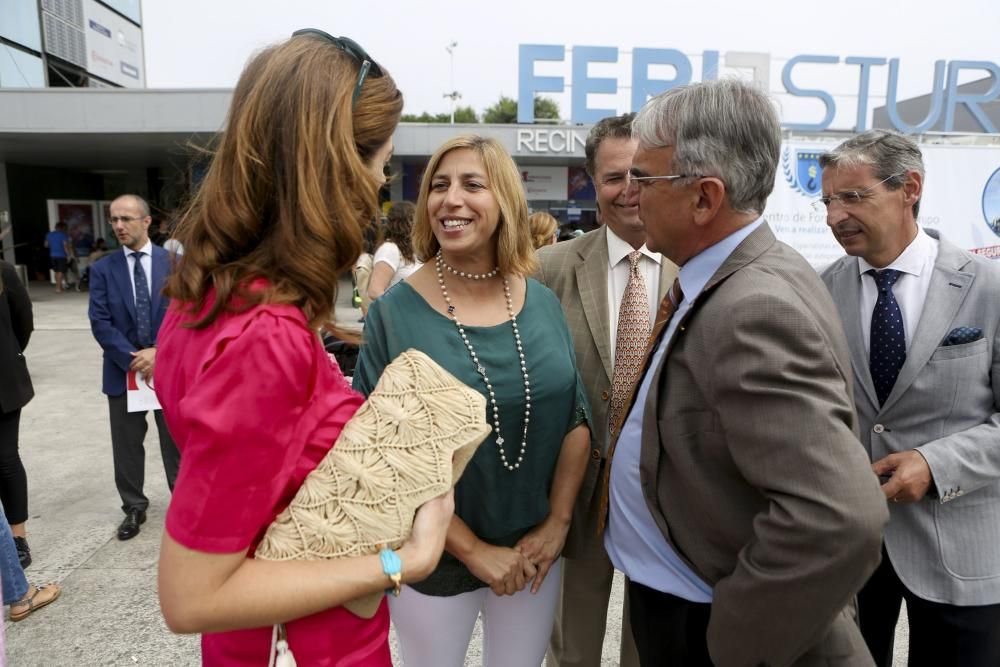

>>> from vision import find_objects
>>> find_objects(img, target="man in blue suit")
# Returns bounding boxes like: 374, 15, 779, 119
88, 194, 179, 541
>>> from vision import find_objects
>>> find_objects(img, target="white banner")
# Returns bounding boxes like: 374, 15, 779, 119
84, 0, 144, 88
520, 166, 568, 201
766, 143, 1000, 267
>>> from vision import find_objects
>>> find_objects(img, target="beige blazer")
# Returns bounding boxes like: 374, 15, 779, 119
536, 227, 676, 557
635, 224, 888, 666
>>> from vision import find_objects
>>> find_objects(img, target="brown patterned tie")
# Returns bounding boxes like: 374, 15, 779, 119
598, 277, 683, 535
608, 250, 651, 434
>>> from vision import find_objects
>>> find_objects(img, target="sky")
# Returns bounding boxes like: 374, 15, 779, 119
142, 0, 1000, 130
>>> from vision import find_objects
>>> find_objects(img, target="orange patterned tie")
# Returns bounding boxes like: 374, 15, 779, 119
598, 277, 683, 535
608, 251, 651, 434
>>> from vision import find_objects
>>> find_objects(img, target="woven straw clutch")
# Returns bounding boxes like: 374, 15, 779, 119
255, 348, 490, 618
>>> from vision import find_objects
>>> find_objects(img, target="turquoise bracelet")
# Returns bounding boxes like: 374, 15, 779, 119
379, 547, 402, 596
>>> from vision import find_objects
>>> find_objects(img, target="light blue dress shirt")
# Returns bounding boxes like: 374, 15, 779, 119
604, 217, 764, 601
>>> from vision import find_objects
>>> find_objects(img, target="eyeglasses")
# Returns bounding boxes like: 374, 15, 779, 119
292, 29, 384, 107
812, 173, 903, 213
625, 172, 701, 190
109, 216, 144, 224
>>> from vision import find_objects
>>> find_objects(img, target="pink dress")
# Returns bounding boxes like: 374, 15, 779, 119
155, 290, 390, 666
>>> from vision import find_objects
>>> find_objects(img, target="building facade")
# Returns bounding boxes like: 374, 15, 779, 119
2, 7, 999, 276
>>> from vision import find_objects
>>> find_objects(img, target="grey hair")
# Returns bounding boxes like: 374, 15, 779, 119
819, 130, 924, 217
632, 78, 781, 215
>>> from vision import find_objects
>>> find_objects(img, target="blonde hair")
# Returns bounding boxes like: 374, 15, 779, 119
165, 34, 402, 332
528, 212, 558, 249
413, 135, 537, 277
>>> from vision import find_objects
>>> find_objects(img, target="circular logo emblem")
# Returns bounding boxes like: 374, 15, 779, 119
983, 166, 1000, 237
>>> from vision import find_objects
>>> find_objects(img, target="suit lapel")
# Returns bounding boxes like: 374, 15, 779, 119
656, 257, 675, 303
641, 224, 777, 457
829, 260, 880, 409
575, 231, 613, 383
113, 251, 137, 323
638, 224, 777, 399
150, 246, 164, 317
880, 239, 973, 413
700, 223, 776, 295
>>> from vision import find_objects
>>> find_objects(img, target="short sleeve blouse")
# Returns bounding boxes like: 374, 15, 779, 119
155, 293, 391, 666
372, 242, 420, 286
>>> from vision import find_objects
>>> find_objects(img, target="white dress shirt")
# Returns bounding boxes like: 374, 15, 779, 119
124, 240, 153, 302
606, 226, 662, 354
858, 229, 939, 357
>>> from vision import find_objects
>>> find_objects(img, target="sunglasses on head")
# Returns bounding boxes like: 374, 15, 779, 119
292, 29, 384, 107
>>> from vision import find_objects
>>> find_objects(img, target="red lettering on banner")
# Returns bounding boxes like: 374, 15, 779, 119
971, 245, 1000, 259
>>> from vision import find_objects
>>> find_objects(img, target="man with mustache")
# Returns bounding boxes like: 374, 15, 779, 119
820, 130, 1000, 666
88, 194, 179, 541
602, 79, 886, 666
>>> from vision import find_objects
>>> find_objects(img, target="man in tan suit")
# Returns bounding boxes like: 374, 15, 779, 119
537, 113, 676, 667
602, 79, 889, 666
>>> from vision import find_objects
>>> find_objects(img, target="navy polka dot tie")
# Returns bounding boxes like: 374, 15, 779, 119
132, 251, 153, 348
868, 269, 906, 406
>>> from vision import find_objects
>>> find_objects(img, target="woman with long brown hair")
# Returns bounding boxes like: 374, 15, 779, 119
367, 200, 420, 301
153, 31, 452, 666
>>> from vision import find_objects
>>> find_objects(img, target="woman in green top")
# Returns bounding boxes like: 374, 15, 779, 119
353, 135, 590, 666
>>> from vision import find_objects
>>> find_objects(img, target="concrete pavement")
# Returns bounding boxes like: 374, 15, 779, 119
4, 279, 905, 666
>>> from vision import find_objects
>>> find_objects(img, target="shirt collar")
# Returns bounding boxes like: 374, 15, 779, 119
857, 228, 934, 278
678, 217, 764, 306
123, 239, 153, 258
606, 225, 661, 268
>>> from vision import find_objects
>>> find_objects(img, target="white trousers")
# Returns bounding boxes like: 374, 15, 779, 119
390, 559, 563, 667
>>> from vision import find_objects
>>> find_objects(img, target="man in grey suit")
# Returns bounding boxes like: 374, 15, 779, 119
602, 79, 888, 666
537, 113, 675, 667
819, 130, 1000, 666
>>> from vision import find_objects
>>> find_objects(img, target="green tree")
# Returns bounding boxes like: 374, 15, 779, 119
400, 105, 478, 123
533, 96, 561, 122
453, 105, 478, 123
482, 95, 561, 124
482, 95, 518, 123
400, 111, 449, 123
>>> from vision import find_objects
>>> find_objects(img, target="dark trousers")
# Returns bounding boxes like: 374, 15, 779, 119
859, 548, 1000, 667
627, 580, 713, 666
0, 408, 28, 524
108, 394, 180, 513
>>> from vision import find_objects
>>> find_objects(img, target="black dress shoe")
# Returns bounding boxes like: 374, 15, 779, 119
117, 509, 147, 541
13, 536, 30, 569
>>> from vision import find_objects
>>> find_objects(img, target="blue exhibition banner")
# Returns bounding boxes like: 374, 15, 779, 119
517, 44, 1000, 133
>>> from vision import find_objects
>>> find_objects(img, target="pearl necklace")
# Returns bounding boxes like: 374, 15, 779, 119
437, 250, 499, 280
435, 254, 530, 471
